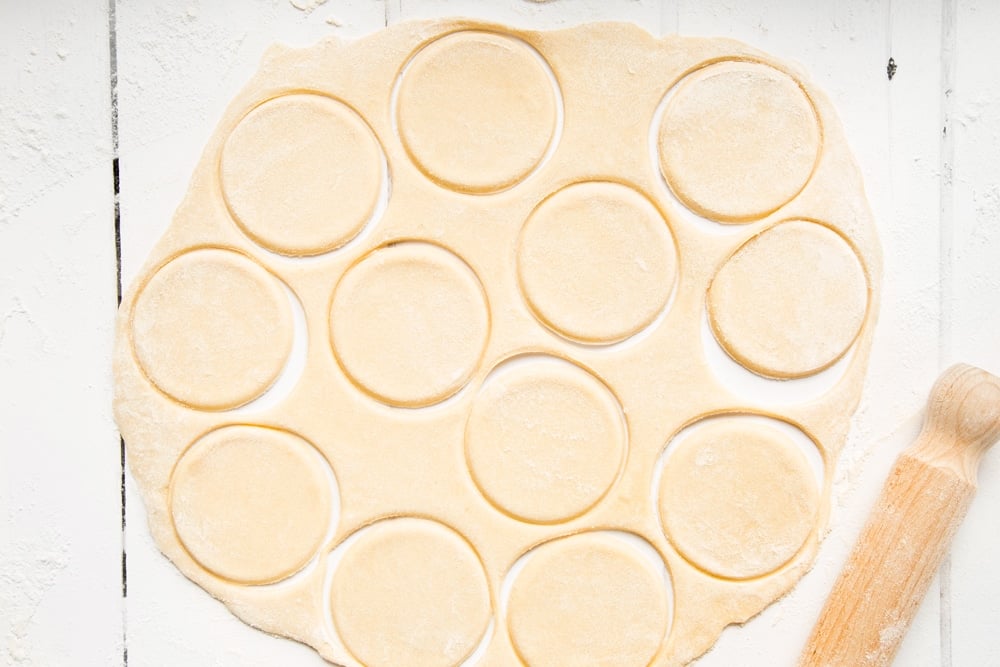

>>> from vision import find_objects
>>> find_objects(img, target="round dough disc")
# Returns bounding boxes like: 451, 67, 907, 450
397, 31, 557, 193
657, 61, 821, 222
517, 181, 677, 343
658, 418, 819, 579
329, 242, 489, 407
131, 248, 292, 410
508, 532, 670, 667
330, 518, 491, 667
465, 356, 625, 523
221, 94, 383, 256
708, 220, 869, 378
170, 425, 333, 584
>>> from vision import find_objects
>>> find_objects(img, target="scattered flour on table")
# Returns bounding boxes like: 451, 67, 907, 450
0, 527, 70, 665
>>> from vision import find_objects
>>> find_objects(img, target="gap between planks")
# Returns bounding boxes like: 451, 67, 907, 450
938, 0, 958, 664
107, 0, 127, 664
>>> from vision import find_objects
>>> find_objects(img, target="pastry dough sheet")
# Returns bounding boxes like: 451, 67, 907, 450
114, 19, 881, 667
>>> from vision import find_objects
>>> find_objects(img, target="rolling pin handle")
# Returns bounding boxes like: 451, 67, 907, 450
913, 363, 1000, 482
800, 363, 1000, 667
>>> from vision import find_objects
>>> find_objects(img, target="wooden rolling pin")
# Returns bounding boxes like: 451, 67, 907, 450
801, 363, 1000, 667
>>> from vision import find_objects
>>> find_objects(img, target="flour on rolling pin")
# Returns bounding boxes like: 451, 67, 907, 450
802, 364, 1000, 667
113, 20, 881, 666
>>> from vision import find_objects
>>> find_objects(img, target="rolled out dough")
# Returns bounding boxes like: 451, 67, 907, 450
114, 19, 881, 667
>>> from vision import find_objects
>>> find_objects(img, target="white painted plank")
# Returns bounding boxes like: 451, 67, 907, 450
880, 2, 950, 662
0, 1, 123, 665
947, 1, 1000, 665
115, 2, 384, 664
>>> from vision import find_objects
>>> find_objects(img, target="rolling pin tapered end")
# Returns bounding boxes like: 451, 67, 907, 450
914, 363, 1000, 481
800, 363, 1000, 667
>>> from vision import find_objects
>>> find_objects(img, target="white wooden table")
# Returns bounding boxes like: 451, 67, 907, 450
3, 1, 999, 664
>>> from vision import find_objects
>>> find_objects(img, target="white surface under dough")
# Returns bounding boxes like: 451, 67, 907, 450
0, 2, 123, 666
3, 0, 1000, 665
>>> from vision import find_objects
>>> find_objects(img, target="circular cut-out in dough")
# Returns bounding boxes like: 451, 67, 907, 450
329, 517, 491, 667
465, 356, 626, 524
657, 417, 819, 580
517, 181, 677, 344
169, 425, 334, 584
657, 61, 821, 222
708, 220, 868, 378
397, 31, 558, 193
507, 532, 670, 667
329, 242, 490, 407
131, 248, 293, 410
220, 93, 383, 256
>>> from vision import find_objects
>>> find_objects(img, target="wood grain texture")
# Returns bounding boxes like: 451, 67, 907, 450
801, 365, 1000, 666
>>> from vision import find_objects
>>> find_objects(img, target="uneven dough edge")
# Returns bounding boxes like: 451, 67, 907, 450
113, 18, 882, 667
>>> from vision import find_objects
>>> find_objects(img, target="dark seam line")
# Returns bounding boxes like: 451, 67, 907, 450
108, 0, 127, 665
938, 0, 958, 664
